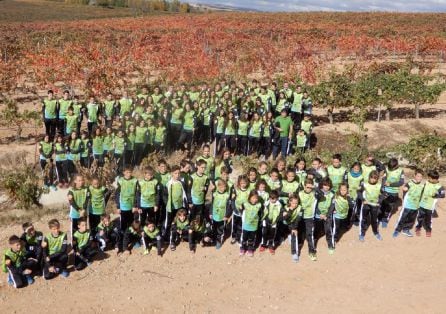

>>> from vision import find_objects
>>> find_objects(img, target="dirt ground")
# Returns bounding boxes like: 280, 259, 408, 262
0, 103, 446, 313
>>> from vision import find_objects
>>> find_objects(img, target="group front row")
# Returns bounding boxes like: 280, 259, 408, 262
2, 155, 445, 288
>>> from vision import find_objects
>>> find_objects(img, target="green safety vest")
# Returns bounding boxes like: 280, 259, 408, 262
296, 134, 307, 148
317, 191, 334, 216
403, 180, 424, 210
334, 196, 350, 219
88, 186, 106, 215
2, 248, 25, 273
242, 202, 262, 231
138, 178, 159, 208
420, 181, 442, 210
58, 99, 72, 119
118, 177, 138, 211
191, 173, 208, 205
263, 201, 282, 225
92, 136, 104, 155
327, 165, 347, 192
234, 188, 250, 215
87, 103, 99, 122
363, 182, 382, 206
291, 92, 303, 113
384, 167, 403, 194
154, 127, 166, 143
196, 155, 214, 177
119, 98, 133, 116
249, 120, 263, 138
45, 232, 66, 256
166, 181, 185, 212
143, 226, 160, 239
65, 114, 78, 134
212, 190, 230, 222
299, 190, 317, 219
43, 99, 57, 119
73, 230, 91, 250
301, 120, 312, 134
347, 172, 363, 199
114, 136, 126, 154
283, 205, 301, 225
104, 100, 115, 118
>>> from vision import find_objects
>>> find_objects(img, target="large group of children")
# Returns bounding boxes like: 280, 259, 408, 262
3, 148, 445, 288
2, 82, 445, 288
37, 80, 313, 188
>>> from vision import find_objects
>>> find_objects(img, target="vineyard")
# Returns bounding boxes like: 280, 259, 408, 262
1, 11, 446, 97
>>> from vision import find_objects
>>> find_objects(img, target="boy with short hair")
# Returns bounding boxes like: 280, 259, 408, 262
415, 170, 445, 237
2, 235, 36, 288
189, 159, 210, 220
72, 218, 97, 271
260, 190, 283, 254
115, 166, 138, 232
381, 158, 404, 228
142, 221, 162, 256
20, 222, 43, 268
42, 219, 69, 279
210, 179, 231, 249
137, 166, 162, 225
96, 214, 120, 253
327, 154, 347, 193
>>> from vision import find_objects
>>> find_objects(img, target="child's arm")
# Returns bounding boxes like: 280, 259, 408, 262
115, 182, 121, 210
67, 190, 80, 211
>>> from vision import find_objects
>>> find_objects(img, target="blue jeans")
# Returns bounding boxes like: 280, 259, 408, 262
273, 137, 289, 159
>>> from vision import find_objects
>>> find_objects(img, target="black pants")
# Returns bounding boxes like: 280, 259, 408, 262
134, 143, 145, 166
203, 125, 213, 144
170, 226, 189, 246
315, 217, 335, 250
96, 229, 120, 251
380, 194, 399, 223
6, 259, 39, 288
395, 208, 418, 232
303, 218, 316, 254
138, 207, 156, 225
162, 209, 179, 239
350, 198, 362, 224
290, 112, 302, 130
87, 122, 97, 137
67, 160, 77, 179
55, 160, 68, 184
334, 218, 349, 244
262, 137, 272, 159
261, 223, 278, 248
81, 156, 91, 168
114, 153, 124, 174
416, 208, 433, 232
89, 213, 102, 233
178, 130, 193, 151
57, 119, 66, 136
142, 236, 162, 255
44, 118, 57, 141
169, 124, 182, 151
215, 133, 224, 155
360, 204, 380, 236
213, 220, 226, 245
71, 218, 79, 239
224, 135, 236, 153
248, 137, 260, 155
154, 142, 164, 154
125, 150, 134, 167
288, 224, 299, 255
231, 215, 242, 242
74, 246, 97, 271
120, 210, 134, 232
241, 229, 256, 251
43, 253, 68, 280
94, 154, 104, 167
189, 204, 205, 220
237, 136, 248, 155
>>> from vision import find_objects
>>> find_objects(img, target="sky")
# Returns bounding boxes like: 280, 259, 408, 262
194, 0, 446, 12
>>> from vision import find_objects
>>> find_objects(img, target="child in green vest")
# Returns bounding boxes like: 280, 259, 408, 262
298, 178, 320, 261
96, 214, 120, 253
230, 175, 250, 244
170, 209, 190, 251
260, 190, 283, 254
137, 166, 162, 226
381, 158, 404, 228
2, 235, 37, 288
54, 134, 69, 188
332, 183, 353, 250
282, 194, 302, 262
20, 222, 43, 269
73, 218, 97, 271
88, 177, 109, 232
415, 170, 445, 237
189, 159, 210, 220
347, 162, 364, 226
240, 191, 263, 257
393, 169, 424, 238
154, 119, 167, 155
327, 154, 347, 193
68, 174, 89, 238
210, 179, 231, 249
314, 177, 335, 254
142, 221, 162, 256
359, 171, 384, 242
42, 219, 69, 279
295, 129, 307, 154
122, 220, 143, 255
115, 167, 138, 232
39, 134, 56, 190
164, 166, 189, 239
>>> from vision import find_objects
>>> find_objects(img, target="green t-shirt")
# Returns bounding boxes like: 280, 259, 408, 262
166, 181, 185, 213
274, 116, 293, 137
59, 99, 72, 119
212, 190, 230, 222
138, 178, 159, 208
43, 99, 57, 119
45, 232, 67, 256
191, 173, 208, 205
299, 190, 317, 219
88, 186, 106, 215
420, 181, 443, 210
117, 177, 138, 211
242, 202, 262, 231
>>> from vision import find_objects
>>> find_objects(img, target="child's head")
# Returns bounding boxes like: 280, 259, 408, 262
171, 165, 181, 180
131, 220, 141, 231
303, 178, 314, 192
74, 174, 85, 188
146, 221, 156, 232
8, 235, 22, 252
269, 190, 279, 203
176, 209, 187, 222
388, 158, 399, 171
275, 158, 286, 171
364, 154, 375, 166
180, 159, 191, 173
270, 168, 280, 181
81, 130, 88, 140
248, 190, 259, 204
144, 166, 154, 180
216, 179, 227, 193
238, 175, 248, 189
201, 145, 210, 157
351, 161, 361, 173
22, 222, 35, 237
294, 158, 306, 170
101, 214, 110, 226
91, 177, 100, 189
312, 158, 322, 170
77, 218, 87, 232
288, 194, 299, 209
158, 159, 168, 173
304, 114, 311, 121
298, 129, 305, 136
368, 170, 379, 184
427, 170, 440, 183
256, 179, 267, 192
286, 168, 296, 182
258, 161, 268, 174
332, 154, 342, 168
123, 167, 133, 179
319, 177, 332, 192
413, 169, 424, 183
338, 183, 348, 197
248, 167, 257, 182
196, 160, 207, 175
48, 219, 61, 235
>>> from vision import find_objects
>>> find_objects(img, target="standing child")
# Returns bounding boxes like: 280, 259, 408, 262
294, 158, 307, 190
2, 235, 37, 288
92, 128, 104, 167
210, 179, 231, 249
67, 131, 83, 178
415, 170, 445, 237
359, 171, 384, 242
300, 114, 313, 149
154, 119, 167, 155
54, 134, 69, 188
39, 135, 56, 190
80, 131, 91, 168
142, 221, 162, 256
240, 191, 263, 257
256, 179, 270, 205
42, 219, 69, 279
214, 148, 233, 180
280, 168, 300, 205
137, 166, 161, 225
282, 195, 302, 262
88, 177, 108, 232
332, 183, 353, 250
230, 175, 250, 244
260, 190, 283, 254
115, 167, 138, 232
347, 162, 364, 225
381, 158, 404, 228
189, 160, 210, 220
298, 178, 319, 261
72, 218, 97, 270
327, 154, 347, 193
314, 178, 335, 254
295, 129, 307, 154
67, 174, 89, 239
164, 166, 189, 238
393, 169, 424, 238
196, 145, 215, 179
